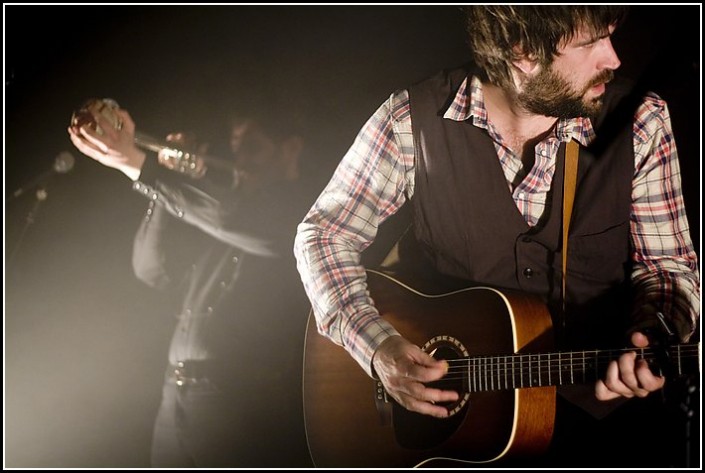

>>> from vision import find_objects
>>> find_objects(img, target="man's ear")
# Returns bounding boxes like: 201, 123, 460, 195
513, 56, 539, 76
512, 44, 539, 76
511, 44, 540, 84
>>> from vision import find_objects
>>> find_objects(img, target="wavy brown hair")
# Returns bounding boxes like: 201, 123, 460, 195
464, 6, 629, 90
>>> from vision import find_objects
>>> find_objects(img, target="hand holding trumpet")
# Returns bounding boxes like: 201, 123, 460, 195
69, 98, 209, 180
68, 98, 145, 181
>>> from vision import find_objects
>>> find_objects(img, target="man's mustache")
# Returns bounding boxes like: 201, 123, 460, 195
587, 69, 615, 89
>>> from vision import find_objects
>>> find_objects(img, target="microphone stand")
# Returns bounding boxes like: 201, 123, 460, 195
7, 187, 48, 270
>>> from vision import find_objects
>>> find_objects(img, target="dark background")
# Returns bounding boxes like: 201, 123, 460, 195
4, 5, 700, 468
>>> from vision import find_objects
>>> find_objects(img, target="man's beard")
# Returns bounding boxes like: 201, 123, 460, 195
518, 68, 614, 119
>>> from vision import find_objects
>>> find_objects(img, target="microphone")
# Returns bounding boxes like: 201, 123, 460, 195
12, 151, 76, 198
53, 151, 75, 174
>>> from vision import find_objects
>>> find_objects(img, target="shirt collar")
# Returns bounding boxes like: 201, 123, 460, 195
443, 75, 597, 147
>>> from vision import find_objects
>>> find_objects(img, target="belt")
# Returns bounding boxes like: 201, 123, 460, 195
168, 360, 224, 386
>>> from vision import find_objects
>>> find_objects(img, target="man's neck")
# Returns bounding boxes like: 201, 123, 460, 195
481, 82, 558, 178
482, 83, 558, 145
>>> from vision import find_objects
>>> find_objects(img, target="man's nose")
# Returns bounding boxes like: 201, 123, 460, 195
598, 37, 621, 71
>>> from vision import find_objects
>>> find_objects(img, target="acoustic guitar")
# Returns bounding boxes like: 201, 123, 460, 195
302, 269, 700, 467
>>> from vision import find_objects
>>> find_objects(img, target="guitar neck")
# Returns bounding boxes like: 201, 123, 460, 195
449, 344, 700, 392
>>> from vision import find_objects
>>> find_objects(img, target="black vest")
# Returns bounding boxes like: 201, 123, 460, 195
407, 67, 637, 348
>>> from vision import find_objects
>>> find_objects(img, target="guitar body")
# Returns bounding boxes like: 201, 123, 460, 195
303, 270, 556, 467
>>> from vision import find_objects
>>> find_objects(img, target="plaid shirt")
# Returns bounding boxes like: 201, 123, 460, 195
294, 75, 700, 376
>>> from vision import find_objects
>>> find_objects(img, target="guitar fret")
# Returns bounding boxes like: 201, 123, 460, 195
474, 357, 479, 392
473, 359, 480, 391
474, 357, 477, 392
486, 357, 490, 392
490, 357, 495, 391
570, 352, 574, 384
487, 357, 494, 391
546, 353, 550, 386
479, 356, 487, 391
476, 357, 481, 392
478, 357, 482, 392
486, 357, 490, 391
512, 357, 516, 389
519, 355, 524, 388
516, 355, 521, 389
485, 357, 489, 391
487, 357, 491, 391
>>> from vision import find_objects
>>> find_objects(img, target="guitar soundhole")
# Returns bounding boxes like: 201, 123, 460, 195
392, 335, 471, 450
426, 346, 465, 408
422, 336, 471, 417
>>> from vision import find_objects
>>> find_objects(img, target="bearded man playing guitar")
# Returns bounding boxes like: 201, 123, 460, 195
294, 6, 700, 468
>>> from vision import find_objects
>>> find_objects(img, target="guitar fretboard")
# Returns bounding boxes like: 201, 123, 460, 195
444, 344, 700, 392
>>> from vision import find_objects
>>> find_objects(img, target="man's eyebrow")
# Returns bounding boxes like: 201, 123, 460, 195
574, 30, 611, 47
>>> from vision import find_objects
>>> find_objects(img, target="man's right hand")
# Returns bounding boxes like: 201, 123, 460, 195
372, 335, 459, 418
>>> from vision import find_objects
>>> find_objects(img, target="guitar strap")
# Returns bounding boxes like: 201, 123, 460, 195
562, 140, 580, 315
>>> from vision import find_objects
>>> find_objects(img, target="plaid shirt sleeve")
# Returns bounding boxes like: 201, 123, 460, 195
294, 90, 414, 376
630, 94, 700, 341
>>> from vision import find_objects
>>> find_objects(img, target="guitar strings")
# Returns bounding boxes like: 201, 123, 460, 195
441, 344, 699, 368
441, 346, 701, 373
432, 345, 700, 389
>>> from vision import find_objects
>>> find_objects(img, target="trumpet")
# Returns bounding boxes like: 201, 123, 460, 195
71, 98, 238, 181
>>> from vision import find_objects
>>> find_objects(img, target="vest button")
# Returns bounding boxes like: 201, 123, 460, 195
523, 267, 534, 278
